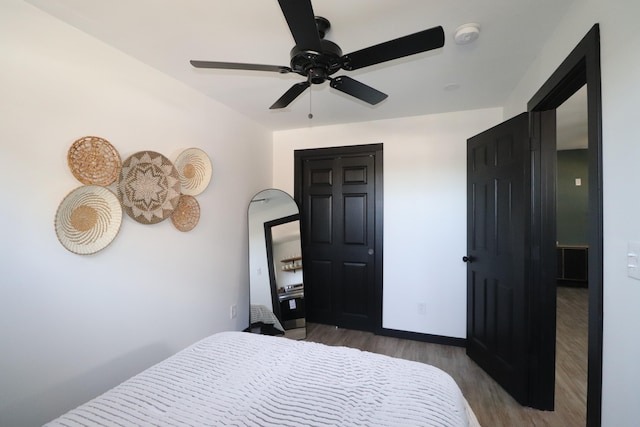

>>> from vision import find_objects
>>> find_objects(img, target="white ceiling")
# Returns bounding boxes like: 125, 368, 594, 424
25, 0, 578, 132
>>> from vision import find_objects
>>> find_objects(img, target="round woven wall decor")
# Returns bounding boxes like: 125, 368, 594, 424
55, 185, 122, 255
171, 195, 200, 232
174, 148, 212, 196
67, 136, 122, 186
117, 151, 182, 224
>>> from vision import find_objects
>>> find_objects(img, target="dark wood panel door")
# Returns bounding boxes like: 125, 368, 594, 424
298, 147, 380, 332
466, 112, 530, 405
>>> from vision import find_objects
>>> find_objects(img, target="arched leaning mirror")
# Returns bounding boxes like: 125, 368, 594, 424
248, 189, 305, 339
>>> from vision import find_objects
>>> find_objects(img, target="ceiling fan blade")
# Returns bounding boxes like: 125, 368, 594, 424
341, 26, 445, 71
190, 60, 291, 73
270, 81, 311, 109
277, 0, 323, 52
330, 76, 388, 105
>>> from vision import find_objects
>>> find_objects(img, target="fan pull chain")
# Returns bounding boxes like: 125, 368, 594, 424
308, 87, 313, 119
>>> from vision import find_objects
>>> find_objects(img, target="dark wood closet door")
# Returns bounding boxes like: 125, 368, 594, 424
298, 148, 379, 332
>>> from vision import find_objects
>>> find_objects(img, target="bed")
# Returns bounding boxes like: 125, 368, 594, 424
45, 332, 481, 426
250, 304, 285, 335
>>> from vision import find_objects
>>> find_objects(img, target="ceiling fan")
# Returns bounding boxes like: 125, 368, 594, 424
190, 0, 445, 110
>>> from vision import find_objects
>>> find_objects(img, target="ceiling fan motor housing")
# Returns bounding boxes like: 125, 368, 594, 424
289, 39, 343, 84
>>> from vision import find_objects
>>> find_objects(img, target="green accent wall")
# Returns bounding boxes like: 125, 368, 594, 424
557, 149, 589, 245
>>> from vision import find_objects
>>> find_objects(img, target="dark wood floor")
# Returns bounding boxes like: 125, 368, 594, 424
304, 286, 588, 427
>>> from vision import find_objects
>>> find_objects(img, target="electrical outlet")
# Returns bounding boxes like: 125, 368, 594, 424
230, 304, 237, 319
418, 302, 426, 315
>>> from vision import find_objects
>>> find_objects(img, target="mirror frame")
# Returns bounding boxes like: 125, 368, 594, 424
248, 188, 304, 337
264, 213, 300, 322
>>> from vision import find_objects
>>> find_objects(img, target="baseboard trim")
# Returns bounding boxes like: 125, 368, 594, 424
377, 327, 466, 347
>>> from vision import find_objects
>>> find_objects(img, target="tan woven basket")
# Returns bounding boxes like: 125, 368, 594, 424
174, 148, 212, 196
68, 136, 122, 186
171, 195, 200, 232
117, 151, 182, 224
54, 185, 123, 255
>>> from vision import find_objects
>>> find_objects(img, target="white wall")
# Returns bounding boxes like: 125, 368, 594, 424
0, 1, 271, 425
504, 1, 640, 425
273, 109, 502, 338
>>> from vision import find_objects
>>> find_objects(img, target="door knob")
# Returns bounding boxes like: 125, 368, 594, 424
462, 255, 473, 263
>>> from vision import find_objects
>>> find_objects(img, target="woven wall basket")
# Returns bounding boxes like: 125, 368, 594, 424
171, 194, 200, 232
174, 148, 212, 196
117, 151, 182, 224
55, 185, 123, 255
67, 136, 122, 186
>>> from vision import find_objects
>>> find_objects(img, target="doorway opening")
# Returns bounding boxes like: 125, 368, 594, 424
527, 24, 602, 426
555, 85, 589, 424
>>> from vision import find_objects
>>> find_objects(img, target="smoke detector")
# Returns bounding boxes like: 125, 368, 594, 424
454, 23, 480, 45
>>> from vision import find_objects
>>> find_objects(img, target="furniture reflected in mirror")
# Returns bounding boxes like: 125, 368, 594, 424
248, 189, 305, 339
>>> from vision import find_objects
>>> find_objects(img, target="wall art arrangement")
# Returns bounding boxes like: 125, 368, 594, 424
55, 136, 212, 255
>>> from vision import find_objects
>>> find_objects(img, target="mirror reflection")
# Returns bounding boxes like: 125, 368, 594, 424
248, 189, 305, 339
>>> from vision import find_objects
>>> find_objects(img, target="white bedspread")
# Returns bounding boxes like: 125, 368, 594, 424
250, 304, 285, 332
45, 332, 480, 426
